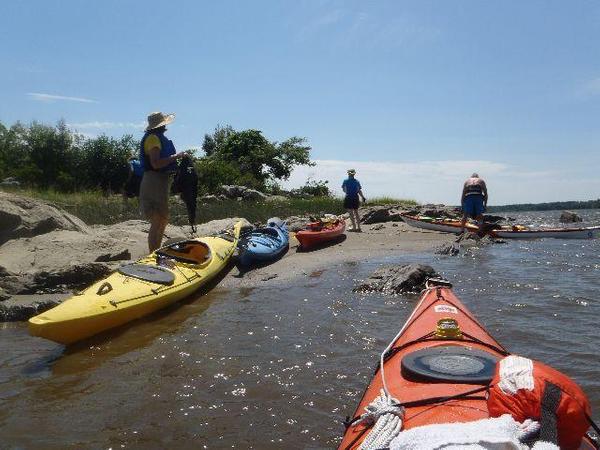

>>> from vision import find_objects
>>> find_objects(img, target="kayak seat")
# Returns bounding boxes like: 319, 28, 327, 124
155, 241, 211, 265
401, 345, 499, 385
118, 264, 176, 285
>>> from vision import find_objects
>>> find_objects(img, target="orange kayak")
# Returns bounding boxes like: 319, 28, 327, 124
339, 279, 598, 449
296, 218, 345, 250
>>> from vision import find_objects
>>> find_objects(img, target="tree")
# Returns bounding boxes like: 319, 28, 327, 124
200, 126, 314, 191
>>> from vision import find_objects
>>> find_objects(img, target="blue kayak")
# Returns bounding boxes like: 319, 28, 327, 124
238, 217, 289, 267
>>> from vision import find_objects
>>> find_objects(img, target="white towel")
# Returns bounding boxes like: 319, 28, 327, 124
389, 414, 546, 450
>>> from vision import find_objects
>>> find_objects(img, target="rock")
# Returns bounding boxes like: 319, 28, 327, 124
242, 189, 268, 201
560, 211, 582, 223
0, 191, 89, 245
435, 242, 460, 256
95, 249, 131, 262
219, 185, 247, 199
370, 223, 385, 230
0, 286, 9, 301
0, 294, 68, 321
417, 204, 462, 220
354, 264, 439, 295
194, 217, 252, 236
360, 205, 404, 224
284, 215, 312, 232
0, 177, 21, 187
265, 195, 288, 202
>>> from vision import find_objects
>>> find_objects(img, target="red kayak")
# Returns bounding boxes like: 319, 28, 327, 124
339, 279, 598, 449
295, 218, 345, 250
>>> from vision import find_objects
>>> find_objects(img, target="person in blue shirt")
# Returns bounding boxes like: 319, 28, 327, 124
123, 157, 143, 198
342, 169, 366, 232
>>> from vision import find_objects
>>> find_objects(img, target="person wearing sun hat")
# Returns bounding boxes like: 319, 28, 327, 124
139, 111, 185, 252
342, 168, 366, 232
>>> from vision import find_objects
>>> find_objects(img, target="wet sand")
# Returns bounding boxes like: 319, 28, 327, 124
221, 221, 455, 288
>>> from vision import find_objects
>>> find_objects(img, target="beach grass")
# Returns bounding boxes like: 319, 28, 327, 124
2, 188, 418, 225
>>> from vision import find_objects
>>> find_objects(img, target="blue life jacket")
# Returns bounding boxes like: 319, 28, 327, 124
130, 159, 144, 178
140, 131, 177, 173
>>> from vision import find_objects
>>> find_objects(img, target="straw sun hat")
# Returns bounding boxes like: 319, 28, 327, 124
146, 111, 175, 131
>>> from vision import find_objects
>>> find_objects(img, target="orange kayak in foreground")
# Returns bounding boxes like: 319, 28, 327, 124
339, 279, 598, 449
296, 218, 345, 250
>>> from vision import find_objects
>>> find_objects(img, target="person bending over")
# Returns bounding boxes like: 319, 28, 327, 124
461, 173, 487, 232
342, 169, 366, 232
139, 111, 185, 252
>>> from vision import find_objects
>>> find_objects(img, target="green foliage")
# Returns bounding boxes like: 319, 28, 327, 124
291, 178, 331, 197
199, 125, 313, 192
0, 119, 138, 192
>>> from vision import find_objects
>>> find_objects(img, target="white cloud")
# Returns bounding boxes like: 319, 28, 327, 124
68, 121, 145, 130
27, 92, 97, 103
282, 159, 598, 205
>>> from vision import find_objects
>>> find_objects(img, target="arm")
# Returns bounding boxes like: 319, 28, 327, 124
147, 147, 183, 170
358, 189, 366, 202
481, 181, 488, 205
461, 184, 467, 204
342, 180, 347, 194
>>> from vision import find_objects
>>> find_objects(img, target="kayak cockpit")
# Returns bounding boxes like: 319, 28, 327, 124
155, 240, 212, 266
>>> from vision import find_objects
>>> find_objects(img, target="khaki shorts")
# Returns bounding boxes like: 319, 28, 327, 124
139, 171, 170, 219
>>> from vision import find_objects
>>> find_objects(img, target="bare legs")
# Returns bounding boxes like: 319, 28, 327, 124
347, 209, 362, 232
148, 212, 169, 252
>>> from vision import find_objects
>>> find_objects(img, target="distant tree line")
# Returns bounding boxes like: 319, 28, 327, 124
0, 120, 329, 196
487, 199, 600, 212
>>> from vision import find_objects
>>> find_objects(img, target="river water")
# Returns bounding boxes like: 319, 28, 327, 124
1, 210, 599, 449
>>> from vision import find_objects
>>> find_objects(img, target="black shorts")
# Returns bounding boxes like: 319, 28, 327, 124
344, 195, 360, 210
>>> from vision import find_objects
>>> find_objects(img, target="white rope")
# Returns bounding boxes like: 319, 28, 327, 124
352, 390, 404, 450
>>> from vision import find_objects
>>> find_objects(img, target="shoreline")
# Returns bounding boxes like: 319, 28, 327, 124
219, 221, 454, 289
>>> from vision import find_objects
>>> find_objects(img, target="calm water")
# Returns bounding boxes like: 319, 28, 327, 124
1, 210, 599, 449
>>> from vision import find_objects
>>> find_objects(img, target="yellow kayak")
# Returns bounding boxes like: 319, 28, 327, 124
28, 222, 242, 345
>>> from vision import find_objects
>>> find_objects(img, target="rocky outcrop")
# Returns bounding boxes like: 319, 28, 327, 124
0, 263, 113, 295
560, 211, 582, 223
359, 205, 405, 224
218, 185, 268, 201
284, 216, 313, 232
0, 177, 21, 187
0, 295, 67, 322
0, 191, 89, 245
354, 264, 439, 295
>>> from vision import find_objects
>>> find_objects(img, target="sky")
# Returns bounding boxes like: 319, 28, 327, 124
1, 0, 599, 205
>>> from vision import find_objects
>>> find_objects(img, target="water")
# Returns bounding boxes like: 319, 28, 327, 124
1, 210, 599, 449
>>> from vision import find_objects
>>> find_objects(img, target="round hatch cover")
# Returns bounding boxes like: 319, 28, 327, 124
401, 345, 498, 384
118, 264, 175, 285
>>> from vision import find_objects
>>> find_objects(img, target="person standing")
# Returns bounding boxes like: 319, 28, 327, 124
342, 169, 366, 232
139, 111, 185, 252
461, 173, 488, 232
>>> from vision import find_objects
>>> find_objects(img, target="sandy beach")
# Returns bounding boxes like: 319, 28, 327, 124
221, 220, 454, 288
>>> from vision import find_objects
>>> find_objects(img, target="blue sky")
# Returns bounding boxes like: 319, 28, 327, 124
1, 0, 599, 204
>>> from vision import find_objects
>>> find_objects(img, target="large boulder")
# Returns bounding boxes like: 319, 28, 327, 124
354, 264, 439, 295
0, 177, 21, 187
284, 215, 312, 232
0, 262, 113, 295
0, 294, 67, 322
242, 189, 268, 201
560, 211, 583, 223
219, 185, 247, 199
0, 191, 89, 245
360, 205, 403, 224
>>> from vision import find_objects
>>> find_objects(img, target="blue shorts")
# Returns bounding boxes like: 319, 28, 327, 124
463, 195, 485, 218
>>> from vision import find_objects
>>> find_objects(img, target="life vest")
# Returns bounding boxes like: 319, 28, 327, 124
464, 183, 483, 196
140, 131, 177, 173
487, 355, 591, 449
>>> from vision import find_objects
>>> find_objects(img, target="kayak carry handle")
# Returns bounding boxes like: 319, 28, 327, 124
97, 282, 113, 296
